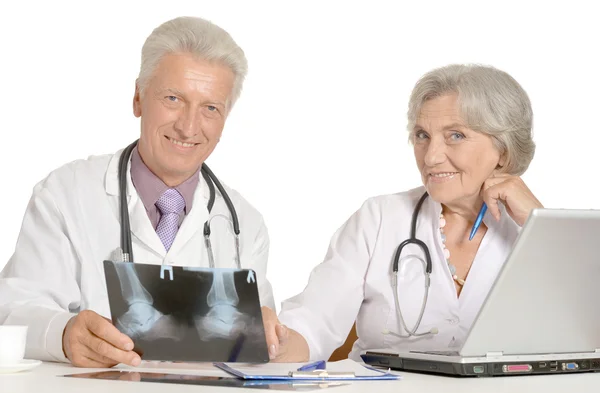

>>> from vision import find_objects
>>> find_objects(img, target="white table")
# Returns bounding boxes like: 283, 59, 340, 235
1, 361, 600, 392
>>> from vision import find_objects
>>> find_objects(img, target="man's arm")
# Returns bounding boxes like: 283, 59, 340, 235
0, 179, 141, 368
0, 182, 80, 362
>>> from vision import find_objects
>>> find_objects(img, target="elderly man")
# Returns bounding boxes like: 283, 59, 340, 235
0, 16, 274, 368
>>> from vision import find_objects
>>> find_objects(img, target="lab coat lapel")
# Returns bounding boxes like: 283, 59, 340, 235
129, 195, 167, 257
105, 149, 166, 258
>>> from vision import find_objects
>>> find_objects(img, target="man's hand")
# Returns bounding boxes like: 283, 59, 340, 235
63, 310, 141, 368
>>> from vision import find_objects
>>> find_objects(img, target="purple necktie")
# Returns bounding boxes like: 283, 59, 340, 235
155, 189, 185, 251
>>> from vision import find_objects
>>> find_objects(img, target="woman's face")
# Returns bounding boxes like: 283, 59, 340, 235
412, 94, 504, 207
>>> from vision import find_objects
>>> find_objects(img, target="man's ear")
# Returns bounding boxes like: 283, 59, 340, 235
133, 80, 142, 118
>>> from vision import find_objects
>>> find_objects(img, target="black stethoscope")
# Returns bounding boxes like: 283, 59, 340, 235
117, 140, 242, 269
386, 191, 440, 338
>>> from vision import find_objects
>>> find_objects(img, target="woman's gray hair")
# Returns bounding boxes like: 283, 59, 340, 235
137, 16, 248, 111
407, 64, 535, 176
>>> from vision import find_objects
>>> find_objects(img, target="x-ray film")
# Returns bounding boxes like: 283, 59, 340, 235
103, 260, 269, 363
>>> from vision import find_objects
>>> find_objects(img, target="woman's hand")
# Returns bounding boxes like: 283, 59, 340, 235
262, 306, 310, 362
481, 174, 543, 226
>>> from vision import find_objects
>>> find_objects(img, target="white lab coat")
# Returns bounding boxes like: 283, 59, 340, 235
278, 186, 519, 361
0, 149, 274, 362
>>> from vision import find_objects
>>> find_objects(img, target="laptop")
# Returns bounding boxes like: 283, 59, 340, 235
362, 208, 600, 377
103, 261, 269, 363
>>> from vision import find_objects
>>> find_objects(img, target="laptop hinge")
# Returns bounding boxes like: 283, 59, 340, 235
486, 351, 503, 357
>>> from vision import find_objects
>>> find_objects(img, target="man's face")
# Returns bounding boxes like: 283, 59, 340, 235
133, 52, 234, 186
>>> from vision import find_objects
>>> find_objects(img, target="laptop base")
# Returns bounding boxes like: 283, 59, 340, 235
362, 352, 600, 377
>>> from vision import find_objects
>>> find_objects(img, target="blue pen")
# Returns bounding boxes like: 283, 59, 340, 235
469, 203, 487, 241
297, 360, 326, 371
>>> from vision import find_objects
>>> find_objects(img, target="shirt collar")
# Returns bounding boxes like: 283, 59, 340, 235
130, 146, 200, 214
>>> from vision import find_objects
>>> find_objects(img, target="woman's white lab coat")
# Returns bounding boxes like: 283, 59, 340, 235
0, 149, 274, 362
278, 186, 519, 361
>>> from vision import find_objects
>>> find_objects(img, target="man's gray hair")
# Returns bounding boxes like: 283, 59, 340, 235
137, 16, 247, 110
407, 64, 535, 176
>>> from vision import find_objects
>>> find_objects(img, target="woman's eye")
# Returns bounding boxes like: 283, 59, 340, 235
415, 130, 428, 140
450, 132, 465, 140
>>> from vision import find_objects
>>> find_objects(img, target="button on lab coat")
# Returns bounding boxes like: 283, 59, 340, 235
278, 186, 519, 361
0, 149, 274, 362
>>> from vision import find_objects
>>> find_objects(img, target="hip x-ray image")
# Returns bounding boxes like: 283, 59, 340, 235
103, 260, 269, 363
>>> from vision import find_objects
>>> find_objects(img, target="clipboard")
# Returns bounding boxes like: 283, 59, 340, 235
213, 359, 402, 381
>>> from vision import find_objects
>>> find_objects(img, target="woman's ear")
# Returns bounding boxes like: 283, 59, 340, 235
496, 152, 507, 171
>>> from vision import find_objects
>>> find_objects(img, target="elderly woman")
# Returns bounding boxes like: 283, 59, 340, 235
262, 64, 543, 362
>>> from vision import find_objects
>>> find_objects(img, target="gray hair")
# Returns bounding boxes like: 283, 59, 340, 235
137, 16, 248, 111
407, 64, 535, 176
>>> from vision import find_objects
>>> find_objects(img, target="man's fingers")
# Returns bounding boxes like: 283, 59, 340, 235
68, 345, 115, 368
80, 349, 118, 368
63, 311, 141, 368
82, 336, 135, 367
80, 355, 111, 368
85, 312, 134, 351
81, 332, 141, 366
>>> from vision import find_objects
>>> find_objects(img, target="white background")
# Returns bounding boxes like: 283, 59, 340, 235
0, 0, 599, 311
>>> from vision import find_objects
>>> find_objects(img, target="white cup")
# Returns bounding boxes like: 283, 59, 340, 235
0, 325, 28, 364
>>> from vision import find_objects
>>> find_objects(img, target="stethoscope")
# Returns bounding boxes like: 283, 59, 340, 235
117, 139, 242, 269
386, 191, 439, 338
